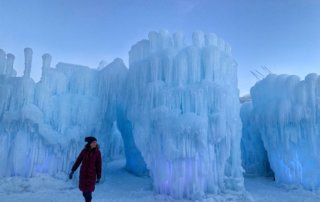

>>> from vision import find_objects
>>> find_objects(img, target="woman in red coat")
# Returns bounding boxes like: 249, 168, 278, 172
69, 136, 102, 202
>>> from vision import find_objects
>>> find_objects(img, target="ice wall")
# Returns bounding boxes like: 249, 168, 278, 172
97, 58, 127, 161
0, 49, 126, 177
249, 73, 320, 189
119, 31, 243, 199
240, 102, 272, 176
0, 75, 37, 177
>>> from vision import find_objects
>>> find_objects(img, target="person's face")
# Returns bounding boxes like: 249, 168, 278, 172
90, 141, 97, 148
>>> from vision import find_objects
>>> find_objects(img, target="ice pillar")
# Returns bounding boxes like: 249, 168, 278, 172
42, 53, 52, 69
148, 31, 159, 52
192, 31, 205, 48
0, 49, 6, 75
6, 53, 15, 76
24, 48, 33, 78
173, 32, 185, 49
205, 33, 218, 46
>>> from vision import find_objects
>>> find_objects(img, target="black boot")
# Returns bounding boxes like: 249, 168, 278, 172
82, 192, 92, 202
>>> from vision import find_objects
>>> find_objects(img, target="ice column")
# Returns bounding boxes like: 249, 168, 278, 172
173, 32, 185, 49
192, 31, 205, 48
0, 49, 6, 74
42, 53, 52, 68
6, 53, 15, 76
205, 33, 218, 46
24, 48, 33, 78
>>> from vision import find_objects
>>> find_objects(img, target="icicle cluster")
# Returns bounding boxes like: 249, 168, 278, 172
249, 73, 320, 189
120, 31, 243, 199
0, 50, 126, 177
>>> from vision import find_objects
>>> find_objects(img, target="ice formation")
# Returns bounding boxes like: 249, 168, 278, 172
118, 31, 244, 199
0, 50, 126, 178
0, 30, 245, 199
244, 73, 320, 189
240, 102, 272, 177
0, 49, 17, 77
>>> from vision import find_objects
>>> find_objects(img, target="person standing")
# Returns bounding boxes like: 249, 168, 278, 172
69, 136, 102, 202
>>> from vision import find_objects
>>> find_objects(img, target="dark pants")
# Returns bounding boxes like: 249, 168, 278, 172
82, 192, 92, 202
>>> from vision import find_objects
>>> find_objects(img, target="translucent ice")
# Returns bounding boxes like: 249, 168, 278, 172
119, 31, 244, 199
248, 73, 320, 189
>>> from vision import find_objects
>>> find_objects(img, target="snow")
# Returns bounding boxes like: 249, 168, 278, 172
1, 159, 319, 202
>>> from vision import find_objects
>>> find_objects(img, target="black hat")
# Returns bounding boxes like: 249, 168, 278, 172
85, 136, 97, 144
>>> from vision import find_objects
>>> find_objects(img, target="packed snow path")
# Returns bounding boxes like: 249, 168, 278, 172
1, 159, 319, 202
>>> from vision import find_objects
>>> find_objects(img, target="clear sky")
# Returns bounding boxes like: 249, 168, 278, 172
0, 0, 319, 95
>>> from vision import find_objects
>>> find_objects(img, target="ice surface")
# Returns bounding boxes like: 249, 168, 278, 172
240, 102, 273, 177
0, 50, 126, 178
0, 49, 6, 75
1, 30, 244, 199
24, 48, 33, 78
119, 31, 244, 199
247, 73, 320, 189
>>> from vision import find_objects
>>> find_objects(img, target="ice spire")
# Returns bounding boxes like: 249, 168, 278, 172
24, 47, 33, 78
42, 53, 52, 69
192, 31, 205, 47
205, 33, 218, 46
0, 49, 6, 74
6, 53, 15, 76
173, 32, 185, 49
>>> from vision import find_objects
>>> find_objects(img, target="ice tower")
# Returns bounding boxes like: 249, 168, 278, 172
119, 31, 244, 199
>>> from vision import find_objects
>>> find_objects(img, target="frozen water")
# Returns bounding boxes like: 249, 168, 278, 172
0, 50, 126, 178
240, 102, 273, 177
119, 31, 244, 199
0, 49, 17, 77
1, 30, 244, 200
247, 73, 320, 189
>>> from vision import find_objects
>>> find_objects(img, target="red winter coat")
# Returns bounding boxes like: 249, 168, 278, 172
71, 145, 102, 192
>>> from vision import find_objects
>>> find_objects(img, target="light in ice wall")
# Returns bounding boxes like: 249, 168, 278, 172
250, 73, 320, 189
120, 30, 243, 199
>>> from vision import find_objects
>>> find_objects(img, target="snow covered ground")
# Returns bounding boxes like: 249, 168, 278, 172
0, 159, 319, 202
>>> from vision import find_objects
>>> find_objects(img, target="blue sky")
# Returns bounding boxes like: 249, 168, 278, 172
0, 0, 319, 94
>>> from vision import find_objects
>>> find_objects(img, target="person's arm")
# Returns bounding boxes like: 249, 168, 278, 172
72, 149, 85, 172
96, 150, 102, 181
69, 149, 85, 179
